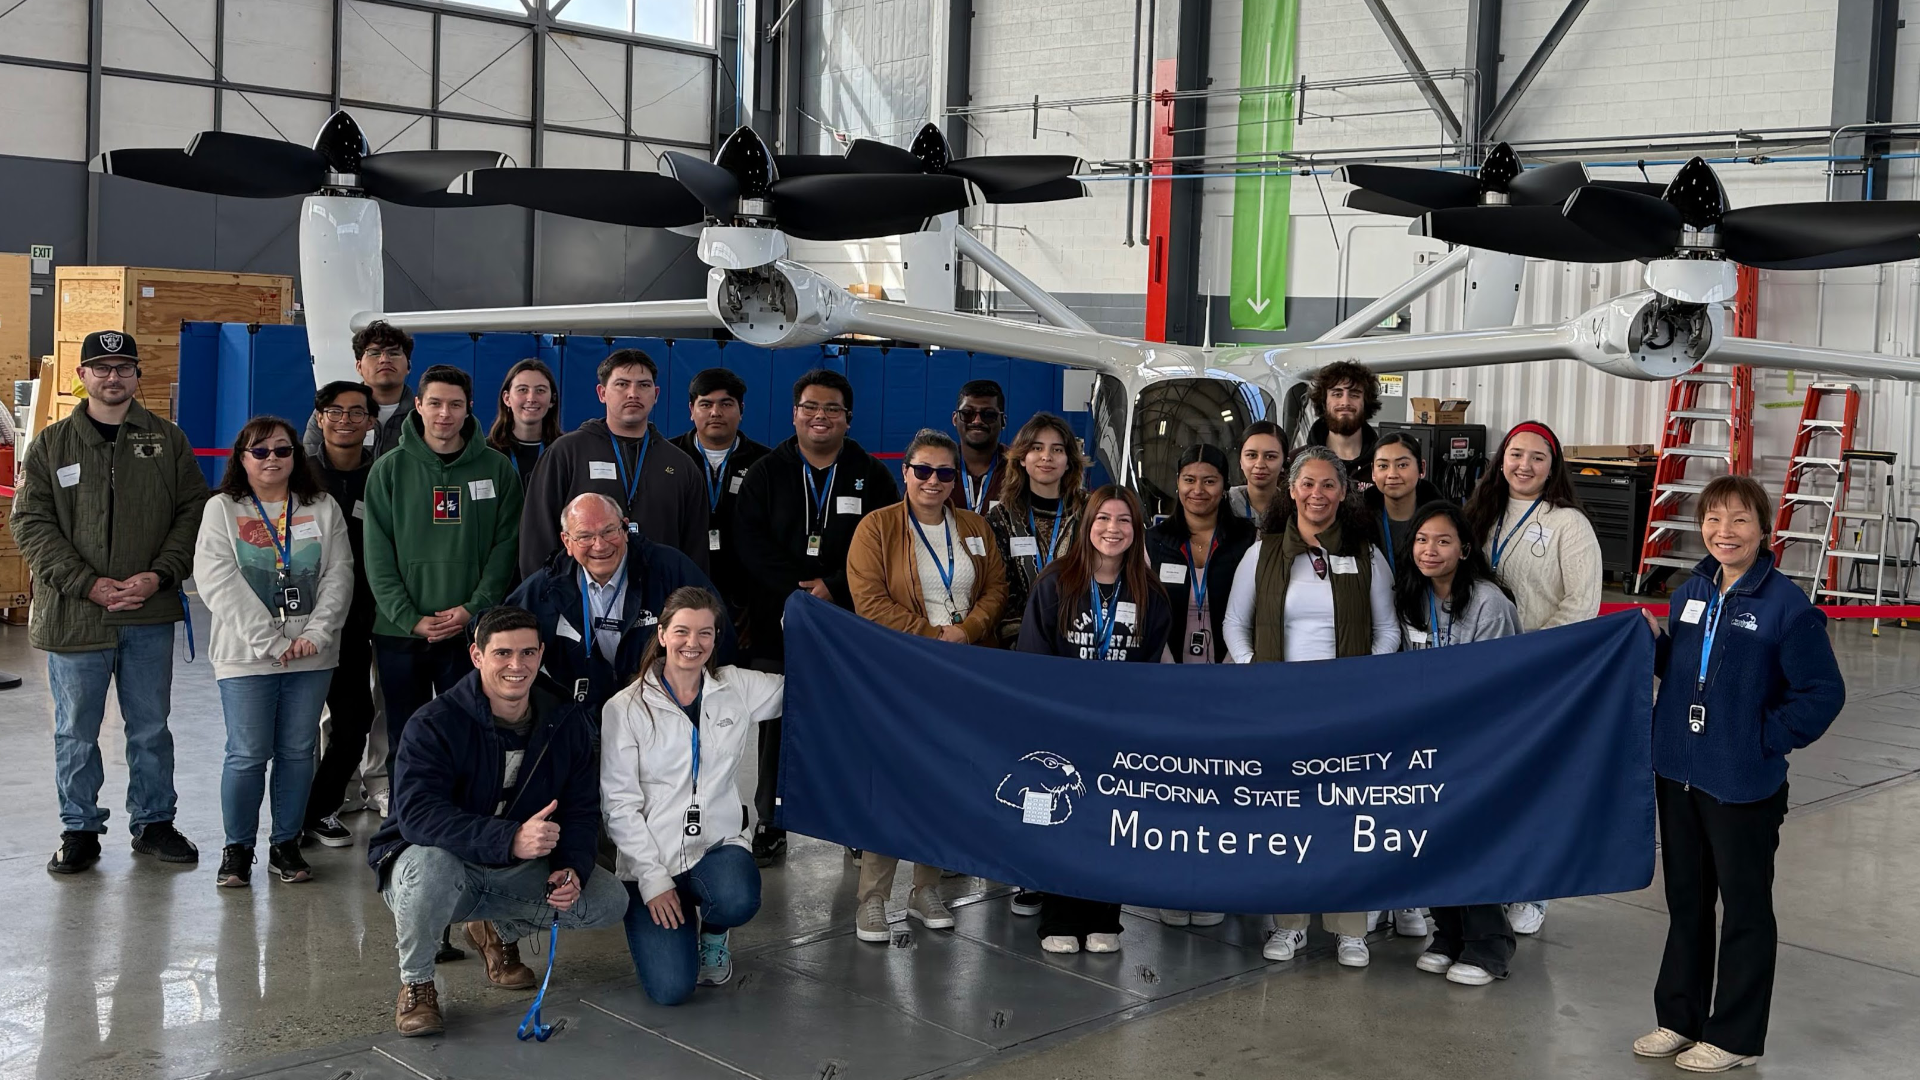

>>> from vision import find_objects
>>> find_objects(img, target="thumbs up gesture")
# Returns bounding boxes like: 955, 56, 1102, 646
512, 799, 561, 859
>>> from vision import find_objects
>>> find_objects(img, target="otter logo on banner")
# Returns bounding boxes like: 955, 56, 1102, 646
996, 751, 1085, 826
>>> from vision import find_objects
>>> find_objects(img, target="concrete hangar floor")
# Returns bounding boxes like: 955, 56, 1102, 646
0, 604, 1915, 1080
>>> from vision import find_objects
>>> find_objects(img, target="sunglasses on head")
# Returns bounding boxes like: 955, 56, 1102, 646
908, 463, 958, 483
955, 407, 1002, 424
246, 445, 295, 460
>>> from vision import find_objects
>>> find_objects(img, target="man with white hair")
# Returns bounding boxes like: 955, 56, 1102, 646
506, 493, 733, 726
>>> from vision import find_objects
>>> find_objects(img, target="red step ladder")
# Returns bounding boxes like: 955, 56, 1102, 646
1771, 382, 1861, 596
1635, 364, 1755, 589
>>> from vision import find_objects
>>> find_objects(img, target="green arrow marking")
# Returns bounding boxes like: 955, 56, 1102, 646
1231, 0, 1299, 331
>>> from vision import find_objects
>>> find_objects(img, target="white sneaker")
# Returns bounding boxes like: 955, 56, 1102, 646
1188, 911, 1224, 926
1415, 950, 1454, 974
1158, 909, 1190, 926
1335, 935, 1370, 968
1675, 1042, 1760, 1072
1505, 901, 1546, 935
370, 787, 391, 818
855, 897, 892, 943
1040, 935, 1080, 954
1633, 1027, 1697, 1058
1392, 908, 1429, 936
1445, 962, 1494, 985
1084, 932, 1121, 953
1261, 927, 1306, 961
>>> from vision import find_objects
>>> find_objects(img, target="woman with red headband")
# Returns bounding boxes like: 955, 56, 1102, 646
1463, 419, 1602, 938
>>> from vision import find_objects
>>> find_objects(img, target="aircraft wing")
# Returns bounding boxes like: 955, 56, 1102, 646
836, 299, 1143, 379
1235, 324, 1583, 375
354, 298, 721, 335
1710, 338, 1920, 381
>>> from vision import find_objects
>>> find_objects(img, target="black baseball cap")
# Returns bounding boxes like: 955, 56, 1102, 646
79, 330, 140, 364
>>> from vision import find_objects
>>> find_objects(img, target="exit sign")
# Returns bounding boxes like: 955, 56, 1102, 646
27, 245, 51, 274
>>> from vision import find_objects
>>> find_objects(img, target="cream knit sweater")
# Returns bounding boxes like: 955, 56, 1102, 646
1484, 496, 1603, 631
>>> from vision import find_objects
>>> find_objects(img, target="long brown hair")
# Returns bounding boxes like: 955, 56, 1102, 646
218, 416, 325, 506
999, 412, 1089, 517
1044, 484, 1163, 616
486, 359, 562, 455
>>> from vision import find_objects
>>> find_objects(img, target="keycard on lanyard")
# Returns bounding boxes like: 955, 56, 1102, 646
1688, 704, 1707, 734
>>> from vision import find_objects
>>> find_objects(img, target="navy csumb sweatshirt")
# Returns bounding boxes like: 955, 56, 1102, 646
1652, 551, 1844, 803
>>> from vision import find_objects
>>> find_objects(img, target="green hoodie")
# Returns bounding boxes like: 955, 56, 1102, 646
363, 413, 523, 638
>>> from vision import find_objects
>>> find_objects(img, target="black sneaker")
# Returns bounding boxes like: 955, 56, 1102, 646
131, 822, 199, 864
1010, 890, 1044, 917
47, 831, 101, 875
268, 840, 312, 883
217, 844, 253, 888
305, 815, 353, 848
752, 832, 787, 867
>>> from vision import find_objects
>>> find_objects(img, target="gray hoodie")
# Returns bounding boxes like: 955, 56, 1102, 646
1399, 578, 1521, 650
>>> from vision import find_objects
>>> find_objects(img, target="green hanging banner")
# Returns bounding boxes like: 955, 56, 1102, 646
1230, 0, 1300, 331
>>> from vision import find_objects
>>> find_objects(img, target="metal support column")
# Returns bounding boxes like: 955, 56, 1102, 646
329, 0, 344, 109
84, 0, 103, 264
212, 0, 226, 130
1462, 0, 1501, 158
1483, 0, 1590, 141
1159, 0, 1210, 346
946, 0, 973, 157
1358, 0, 1462, 142
1831, 0, 1900, 201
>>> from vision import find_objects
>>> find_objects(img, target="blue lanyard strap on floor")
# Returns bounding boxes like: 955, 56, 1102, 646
609, 432, 649, 513
1490, 498, 1543, 569
517, 913, 561, 1041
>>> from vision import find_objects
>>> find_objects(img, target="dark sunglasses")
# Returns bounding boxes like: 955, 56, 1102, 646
908, 463, 959, 483
245, 445, 296, 460
955, 407, 1002, 424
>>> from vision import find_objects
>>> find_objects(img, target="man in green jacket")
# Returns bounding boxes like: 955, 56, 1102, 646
363, 365, 524, 772
12, 331, 210, 875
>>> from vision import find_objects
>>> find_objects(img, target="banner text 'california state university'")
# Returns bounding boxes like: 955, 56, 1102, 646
778, 597, 1655, 914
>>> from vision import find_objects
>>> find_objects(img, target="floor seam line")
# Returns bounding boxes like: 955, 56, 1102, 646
579, 999, 768, 1079
760, 952, 1001, 1048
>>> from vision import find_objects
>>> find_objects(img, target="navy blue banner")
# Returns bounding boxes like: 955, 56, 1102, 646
778, 596, 1655, 914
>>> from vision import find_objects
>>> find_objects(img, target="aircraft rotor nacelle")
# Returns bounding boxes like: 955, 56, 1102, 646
1572, 290, 1721, 381
706, 260, 848, 349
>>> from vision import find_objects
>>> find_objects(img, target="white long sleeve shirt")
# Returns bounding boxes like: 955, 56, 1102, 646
1222, 541, 1399, 662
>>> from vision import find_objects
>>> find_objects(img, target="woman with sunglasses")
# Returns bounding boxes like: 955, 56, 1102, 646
1017, 485, 1169, 954
1221, 446, 1398, 968
1462, 420, 1601, 936
986, 413, 1089, 650
194, 417, 354, 888
1392, 500, 1521, 985
485, 359, 562, 488
846, 429, 1008, 943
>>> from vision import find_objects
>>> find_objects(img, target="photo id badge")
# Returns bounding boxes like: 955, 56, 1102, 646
278, 585, 304, 616
1688, 704, 1707, 734
1188, 629, 1209, 657
806, 533, 822, 557
709, 528, 722, 551
684, 804, 703, 837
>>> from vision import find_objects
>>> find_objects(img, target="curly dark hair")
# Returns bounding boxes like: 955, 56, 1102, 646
350, 321, 412, 361
218, 416, 325, 506
1308, 361, 1382, 422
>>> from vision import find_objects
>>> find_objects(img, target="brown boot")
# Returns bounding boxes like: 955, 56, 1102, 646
395, 980, 443, 1037
465, 920, 537, 989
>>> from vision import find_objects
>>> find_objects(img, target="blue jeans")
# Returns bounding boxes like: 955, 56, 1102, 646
623, 844, 762, 1006
381, 845, 629, 984
48, 623, 179, 835
218, 668, 332, 847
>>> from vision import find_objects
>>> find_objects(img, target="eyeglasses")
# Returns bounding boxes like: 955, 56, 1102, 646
908, 463, 959, 483
568, 524, 626, 546
796, 401, 848, 418
1307, 546, 1328, 580
84, 362, 138, 379
321, 406, 371, 422
246, 445, 296, 460
955, 407, 1002, 424
361, 347, 408, 361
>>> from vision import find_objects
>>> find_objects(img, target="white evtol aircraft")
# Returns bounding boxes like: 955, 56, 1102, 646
93, 112, 1920, 485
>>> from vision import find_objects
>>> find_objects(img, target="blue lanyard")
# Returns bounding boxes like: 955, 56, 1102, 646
247, 494, 293, 569
1028, 506, 1061, 570
608, 431, 650, 512
964, 457, 998, 512
578, 569, 617, 663
1088, 581, 1121, 657
1490, 498, 1544, 569
803, 462, 838, 534
660, 671, 704, 792
1696, 588, 1727, 690
909, 511, 959, 610
1427, 591, 1452, 648
1380, 510, 1394, 570
1184, 538, 1216, 612
516, 914, 561, 1041
702, 439, 737, 513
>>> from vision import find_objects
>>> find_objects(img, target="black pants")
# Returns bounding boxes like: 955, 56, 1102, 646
750, 657, 784, 839
1038, 896, 1122, 941
1428, 904, 1515, 977
373, 635, 474, 776
306, 631, 375, 826
1655, 776, 1788, 1057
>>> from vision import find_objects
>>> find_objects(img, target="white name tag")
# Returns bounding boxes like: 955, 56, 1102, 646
57, 463, 80, 487
987, 499, 1001, 512
1526, 523, 1553, 546
469, 479, 496, 500
1115, 601, 1137, 625
1680, 599, 1707, 624
1330, 555, 1360, 575
1407, 628, 1429, 645
966, 535, 987, 556
291, 521, 322, 540
589, 460, 617, 480
1158, 562, 1188, 585
730, 475, 744, 494
555, 615, 583, 642
836, 496, 862, 515
352, 499, 366, 519
1009, 536, 1039, 558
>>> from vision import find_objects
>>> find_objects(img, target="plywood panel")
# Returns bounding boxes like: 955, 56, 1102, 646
55, 267, 295, 339
0, 254, 29, 390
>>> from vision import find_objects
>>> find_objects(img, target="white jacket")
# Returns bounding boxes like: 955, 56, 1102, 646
600, 665, 784, 902
193, 492, 354, 681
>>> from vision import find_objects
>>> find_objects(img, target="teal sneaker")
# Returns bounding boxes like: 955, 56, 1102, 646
697, 930, 733, 987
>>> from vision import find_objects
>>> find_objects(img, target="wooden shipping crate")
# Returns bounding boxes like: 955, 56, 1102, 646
0, 553, 29, 611
0, 254, 28, 390
55, 266, 294, 340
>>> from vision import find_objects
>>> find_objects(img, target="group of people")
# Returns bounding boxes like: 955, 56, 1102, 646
13, 330, 1842, 1072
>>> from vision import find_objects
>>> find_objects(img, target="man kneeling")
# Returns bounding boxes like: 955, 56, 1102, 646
368, 605, 627, 1036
